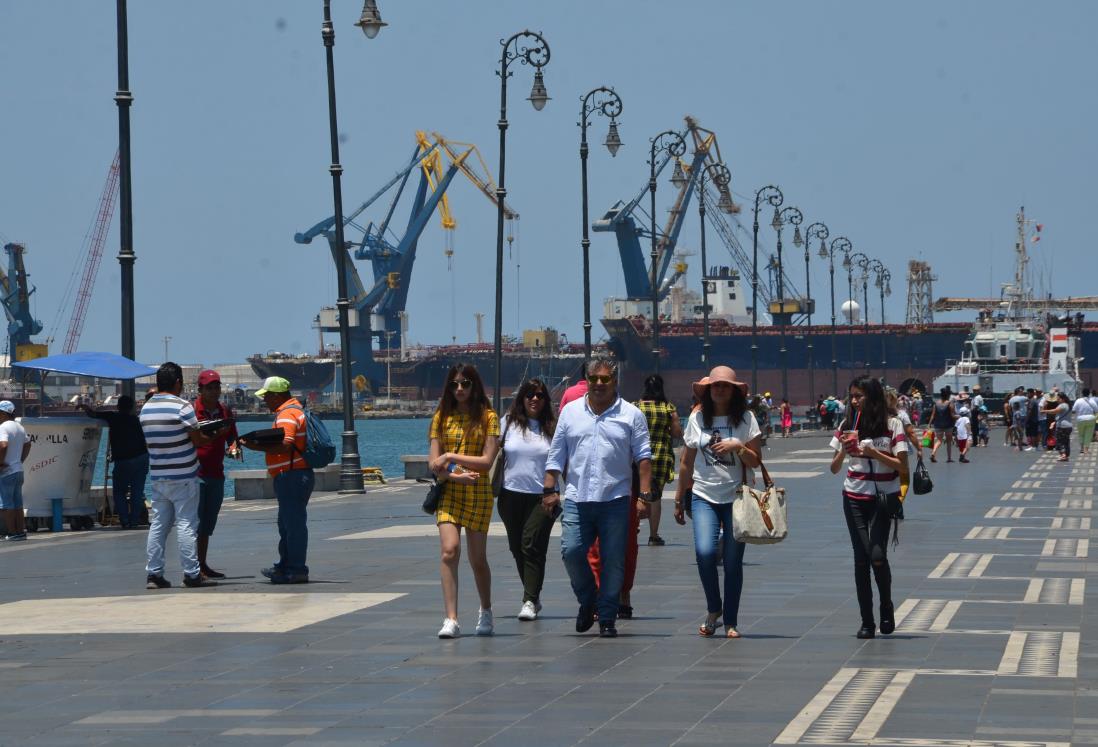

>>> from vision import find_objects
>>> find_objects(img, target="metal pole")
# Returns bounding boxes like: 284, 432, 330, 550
829, 256, 837, 395
115, 0, 135, 399
648, 130, 686, 375
880, 278, 887, 384
321, 0, 364, 493
774, 206, 802, 404
699, 177, 710, 366
804, 222, 828, 407
862, 272, 870, 374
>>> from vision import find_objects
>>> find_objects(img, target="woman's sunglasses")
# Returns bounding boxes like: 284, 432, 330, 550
449, 379, 472, 390
524, 391, 546, 400
586, 374, 613, 385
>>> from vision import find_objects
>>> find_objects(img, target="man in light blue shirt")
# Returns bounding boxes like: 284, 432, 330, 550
543, 357, 652, 637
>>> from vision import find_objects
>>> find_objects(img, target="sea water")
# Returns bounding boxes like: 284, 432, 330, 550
93, 416, 433, 497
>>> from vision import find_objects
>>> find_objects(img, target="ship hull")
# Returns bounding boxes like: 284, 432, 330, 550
248, 356, 336, 393
603, 318, 1098, 408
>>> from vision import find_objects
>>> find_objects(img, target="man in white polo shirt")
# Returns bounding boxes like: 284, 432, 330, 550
0, 401, 31, 541
543, 357, 652, 638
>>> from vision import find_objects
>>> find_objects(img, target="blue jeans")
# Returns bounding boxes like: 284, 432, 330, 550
112, 453, 149, 527
691, 496, 746, 627
560, 496, 629, 622
145, 477, 200, 578
273, 469, 315, 576
0, 472, 25, 510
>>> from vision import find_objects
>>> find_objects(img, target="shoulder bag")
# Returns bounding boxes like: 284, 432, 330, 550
912, 456, 933, 495
732, 452, 788, 544
489, 420, 508, 497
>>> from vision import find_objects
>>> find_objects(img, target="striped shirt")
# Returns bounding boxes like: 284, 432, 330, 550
265, 398, 308, 476
140, 394, 199, 480
829, 416, 908, 501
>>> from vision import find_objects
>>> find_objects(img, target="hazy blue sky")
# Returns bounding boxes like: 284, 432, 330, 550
2, 1, 1096, 364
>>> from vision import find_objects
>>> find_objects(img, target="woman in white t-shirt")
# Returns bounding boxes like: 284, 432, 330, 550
829, 375, 909, 639
497, 379, 558, 622
673, 366, 762, 638
1072, 387, 1096, 455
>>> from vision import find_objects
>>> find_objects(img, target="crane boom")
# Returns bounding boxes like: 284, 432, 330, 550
63, 151, 120, 354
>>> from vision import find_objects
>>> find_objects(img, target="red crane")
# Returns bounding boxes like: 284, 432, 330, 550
62, 151, 120, 354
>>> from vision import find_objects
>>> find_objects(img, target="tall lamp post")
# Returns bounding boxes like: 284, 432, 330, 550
115, 0, 136, 398
770, 205, 803, 403
648, 130, 687, 373
493, 30, 550, 413
822, 236, 851, 395
849, 252, 871, 376
845, 250, 867, 378
317, 0, 386, 494
872, 263, 891, 384
697, 162, 734, 366
751, 185, 784, 392
578, 86, 623, 362
803, 222, 829, 405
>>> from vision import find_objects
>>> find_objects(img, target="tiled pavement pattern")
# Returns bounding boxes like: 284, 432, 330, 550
0, 437, 1093, 746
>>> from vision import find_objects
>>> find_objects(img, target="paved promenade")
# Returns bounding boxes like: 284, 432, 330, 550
0, 434, 1094, 746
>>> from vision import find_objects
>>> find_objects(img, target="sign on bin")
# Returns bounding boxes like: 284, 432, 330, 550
19, 418, 102, 518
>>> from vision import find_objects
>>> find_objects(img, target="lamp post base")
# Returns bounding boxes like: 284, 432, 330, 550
338, 431, 365, 494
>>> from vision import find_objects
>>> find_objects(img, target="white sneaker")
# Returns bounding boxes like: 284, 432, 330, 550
438, 618, 460, 638
475, 608, 494, 636
518, 600, 538, 621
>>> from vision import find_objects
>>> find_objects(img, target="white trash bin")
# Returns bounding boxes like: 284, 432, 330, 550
20, 417, 103, 531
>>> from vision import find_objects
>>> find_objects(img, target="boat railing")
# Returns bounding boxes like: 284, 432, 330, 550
941, 358, 1050, 374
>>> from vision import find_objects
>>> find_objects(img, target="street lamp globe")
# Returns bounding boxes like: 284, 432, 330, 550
718, 190, 736, 213
670, 160, 687, 188
604, 120, 622, 157
355, 0, 387, 38
770, 205, 782, 230
792, 224, 803, 248
818, 238, 829, 259
527, 70, 550, 111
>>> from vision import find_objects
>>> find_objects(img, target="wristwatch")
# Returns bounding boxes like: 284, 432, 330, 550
543, 487, 559, 495
638, 491, 653, 503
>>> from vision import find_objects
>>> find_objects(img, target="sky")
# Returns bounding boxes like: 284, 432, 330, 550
2, 1, 1096, 365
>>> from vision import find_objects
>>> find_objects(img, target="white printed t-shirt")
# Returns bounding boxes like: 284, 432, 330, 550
829, 416, 908, 501
955, 416, 971, 441
683, 410, 762, 504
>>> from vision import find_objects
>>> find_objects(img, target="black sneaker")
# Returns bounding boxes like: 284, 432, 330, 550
616, 605, 633, 620
575, 604, 596, 633
5, 532, 26, 542
880, 604, 896, 635
200, 566, 226, 579
268, 572, 309, 585
647, 535, 665, 546
183, 574, 217, 588
598, 621, 618, 638
146, 574, 171, 590
260, 566, 281, 579
856, 625, 876, 639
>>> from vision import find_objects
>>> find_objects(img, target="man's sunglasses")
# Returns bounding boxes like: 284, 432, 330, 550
449, 380, 472, 390
586, 374, 613, 385
524, 391, 546, 400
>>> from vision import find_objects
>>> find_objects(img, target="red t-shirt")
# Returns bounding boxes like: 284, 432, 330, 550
193, 398, 239, 479
558, 380, 588, 414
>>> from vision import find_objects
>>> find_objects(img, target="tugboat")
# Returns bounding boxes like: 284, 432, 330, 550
933, 208, 1084, 403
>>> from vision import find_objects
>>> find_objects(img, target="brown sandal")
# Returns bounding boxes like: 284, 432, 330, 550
725, 627, 742, 639
699, 614, 721, 637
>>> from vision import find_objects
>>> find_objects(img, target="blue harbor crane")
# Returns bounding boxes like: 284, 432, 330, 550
294, 132, 515, 389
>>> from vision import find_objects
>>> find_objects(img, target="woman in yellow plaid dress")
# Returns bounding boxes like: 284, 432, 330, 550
428, 364, 500, 638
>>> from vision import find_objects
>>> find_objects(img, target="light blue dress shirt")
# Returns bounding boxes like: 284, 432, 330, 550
545, 395, 652, 503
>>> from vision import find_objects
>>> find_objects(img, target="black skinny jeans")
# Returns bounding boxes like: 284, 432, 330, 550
497, 487, 556, 603
1056, 426, 1072, 458
843, 495, 896, 627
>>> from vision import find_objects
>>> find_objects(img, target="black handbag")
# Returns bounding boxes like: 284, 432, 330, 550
912, 457, 933, 495
421, 480, 443, 515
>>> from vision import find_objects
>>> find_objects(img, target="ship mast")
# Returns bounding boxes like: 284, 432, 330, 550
1002, 206, 1032, 322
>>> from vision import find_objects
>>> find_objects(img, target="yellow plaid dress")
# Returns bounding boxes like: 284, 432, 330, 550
429, 410, 500, 532
637, 400, 678, 486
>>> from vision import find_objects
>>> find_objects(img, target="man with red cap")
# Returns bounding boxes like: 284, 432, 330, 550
193, 370, 240, 578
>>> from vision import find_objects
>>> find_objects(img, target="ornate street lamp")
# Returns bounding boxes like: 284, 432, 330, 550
578, 86, 623, 362
648, 130, 687, 373
848, 252, 870, 376
115, 0, 136, 397
697, 162, 733, 365
772, 206, 803, 403
493, 30, 550, 412
822, 236, 852, 395
871, 261, 891, 384
751, 185, 783, 392
314, 0, 387, 493
803, 222, 829, 406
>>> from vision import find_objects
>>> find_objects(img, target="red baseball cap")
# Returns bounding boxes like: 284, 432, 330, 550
197, 370, 221, 386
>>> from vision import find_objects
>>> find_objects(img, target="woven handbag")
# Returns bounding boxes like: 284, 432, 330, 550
732, 455, 787, 544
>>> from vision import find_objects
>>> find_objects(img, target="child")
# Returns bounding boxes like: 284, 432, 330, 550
955, 406, 972, 463
977, 405, 990, 446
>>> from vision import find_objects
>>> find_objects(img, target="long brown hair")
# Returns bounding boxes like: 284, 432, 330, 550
505, 378, 556, 439
434, 364, 492, 437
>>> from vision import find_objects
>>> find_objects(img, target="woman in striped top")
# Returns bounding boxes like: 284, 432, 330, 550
829, 376, 909, 639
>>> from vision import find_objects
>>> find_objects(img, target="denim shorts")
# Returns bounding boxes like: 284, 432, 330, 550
0, 472, 25, 510
198, 477, 226, 536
